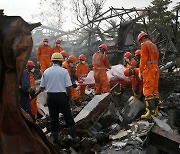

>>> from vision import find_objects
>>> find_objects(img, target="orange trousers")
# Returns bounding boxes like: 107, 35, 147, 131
94, 70, 110, 94
40, 58, 51, 74
142, 65, 159, 97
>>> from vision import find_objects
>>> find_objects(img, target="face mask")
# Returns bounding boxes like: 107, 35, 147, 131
31, 68, 35, 73
64, 57, 68, 61
125, 59, 130, 63
44, 42, 48, 45
56, 44, 60, 47
69, 63, 74, 67
81, 61, 85, 64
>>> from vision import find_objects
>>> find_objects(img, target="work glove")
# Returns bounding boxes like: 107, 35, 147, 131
138, 72, 142, 80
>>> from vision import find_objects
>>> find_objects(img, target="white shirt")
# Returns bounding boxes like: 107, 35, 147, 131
40, 64, 72, 93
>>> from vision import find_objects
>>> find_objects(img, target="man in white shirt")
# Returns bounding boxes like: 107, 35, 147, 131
40, 53, 77, 145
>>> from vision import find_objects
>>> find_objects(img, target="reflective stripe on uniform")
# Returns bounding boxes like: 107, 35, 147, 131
93, 67, 106, 70
147, 60, 158, 64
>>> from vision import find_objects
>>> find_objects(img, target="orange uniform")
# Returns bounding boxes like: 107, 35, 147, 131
37, 44, 52, 74
92, 51, 111, 94
52, 45, 63, 54
129, 68, 143, 98
29, 72, 38, 117
62, 60, 79, 100
125, 58, 137, 69
76, 62, 89, 96
140, 39, 159, 97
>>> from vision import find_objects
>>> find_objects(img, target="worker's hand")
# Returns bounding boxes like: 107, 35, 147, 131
138, 72, 142, 80
37, 61, 40, 65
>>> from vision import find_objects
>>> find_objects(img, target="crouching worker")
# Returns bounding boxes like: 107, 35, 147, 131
40, 53, 78, 145
124, 68, 143, 99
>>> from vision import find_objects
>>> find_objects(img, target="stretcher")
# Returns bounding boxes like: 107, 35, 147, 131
76, 64, 130, 86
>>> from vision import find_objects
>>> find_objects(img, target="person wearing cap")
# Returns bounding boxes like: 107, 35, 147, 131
137, 31, 159, 118
40, 53, 77, 145
36, 38, 52, 74
76, 54, 89, 97
62, 55, 79, 101
92, 44, 111, 95
52, 39, 63, 54
26, 60, 38, 122
19, 61, 36, 119
123, 51, 137, 69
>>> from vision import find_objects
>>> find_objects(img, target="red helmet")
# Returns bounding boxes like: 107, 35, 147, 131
124, 68, 135, 77
68, 55, 77, 64
135, 49, 141, 56
56, 39, 61, 44
79, 54, 86, 61
124, 51, 132, 59
99, 44, 108, 51
60, 51, 68, 57
137, 31, 148, 44
43, 37, 48, 42
26, 60, 35, 67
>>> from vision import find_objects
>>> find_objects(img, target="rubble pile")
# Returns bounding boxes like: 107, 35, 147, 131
35, 76, 180, 153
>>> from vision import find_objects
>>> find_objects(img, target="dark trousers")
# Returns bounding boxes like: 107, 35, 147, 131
19, 90, 33, 118
47, 92, 75, 132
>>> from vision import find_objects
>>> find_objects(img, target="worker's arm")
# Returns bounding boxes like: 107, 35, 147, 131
20, 70, 32, 92
75, 64, 80, 80
66, 86, 71, 99
104, 55, 111, 69
65, 69, 72, 98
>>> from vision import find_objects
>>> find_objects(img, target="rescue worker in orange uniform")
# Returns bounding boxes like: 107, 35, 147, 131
138, 31, 159, 118
26, 60, 38, 122
124, 68, 143, 99
52, 39, 63, 54
76, 54, 89, 97
37, 38, 52, 74
62, 55, 79, 100
134, 49, 141, 68
124, 51, 137, 68
92, 44, 111, 95
60, 50, 69, 61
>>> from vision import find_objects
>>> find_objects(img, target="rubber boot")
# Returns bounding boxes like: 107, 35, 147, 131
148, 97, 158, 116
52, 131, 59, 145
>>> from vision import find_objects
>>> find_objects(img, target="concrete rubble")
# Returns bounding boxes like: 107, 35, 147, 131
34, 81, 180, 153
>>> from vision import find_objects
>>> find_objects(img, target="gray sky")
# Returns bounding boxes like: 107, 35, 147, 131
1, 0, 179, 30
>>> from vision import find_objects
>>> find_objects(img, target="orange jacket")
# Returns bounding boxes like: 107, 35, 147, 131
76, 62, 89, 80
37, 44, 52, 62
62, 60, 71, 76
52, 45, 63, 54
140, 40, 159, 73
92, 51, 110, 70
125, 58, 137, 69
29, 72, 36, 89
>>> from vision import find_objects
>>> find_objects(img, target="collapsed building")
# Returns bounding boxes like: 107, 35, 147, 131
0, 5, 180, 154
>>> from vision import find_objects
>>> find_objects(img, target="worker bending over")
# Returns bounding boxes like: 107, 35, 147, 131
138, 31, 160, 118
36, 38, 52, 74
124, 51, 137, 68
92, 44, 111, 95
76, 54, 89, 97
124, 68, 143, 99
40, 53, 78, 145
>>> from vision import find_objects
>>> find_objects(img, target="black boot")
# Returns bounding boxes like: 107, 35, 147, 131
52, 131, 59, 145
